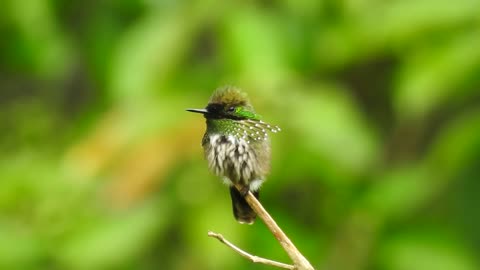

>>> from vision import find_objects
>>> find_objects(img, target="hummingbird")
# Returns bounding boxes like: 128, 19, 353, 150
187, 86, 281, 224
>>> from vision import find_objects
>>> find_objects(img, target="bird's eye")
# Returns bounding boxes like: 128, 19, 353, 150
227, 106, 235, 112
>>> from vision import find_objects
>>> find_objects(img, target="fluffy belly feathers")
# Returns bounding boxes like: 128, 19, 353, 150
204, 134, 265, 190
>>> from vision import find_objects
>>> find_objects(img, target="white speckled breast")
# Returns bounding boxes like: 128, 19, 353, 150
203, 134, 266, 191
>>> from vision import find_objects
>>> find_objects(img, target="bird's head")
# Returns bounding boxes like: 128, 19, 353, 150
187, 86, 259, 120
187, 86, 281, 140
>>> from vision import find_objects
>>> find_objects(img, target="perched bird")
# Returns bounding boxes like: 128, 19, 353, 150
187, 86, 281, 224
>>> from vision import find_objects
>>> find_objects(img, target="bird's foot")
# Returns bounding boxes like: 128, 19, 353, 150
238, 186, 249, 197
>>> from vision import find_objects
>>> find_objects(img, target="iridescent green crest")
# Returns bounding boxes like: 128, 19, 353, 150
206, 86, 281, 142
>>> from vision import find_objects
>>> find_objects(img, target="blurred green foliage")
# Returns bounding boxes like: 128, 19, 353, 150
1, 0, 479, 269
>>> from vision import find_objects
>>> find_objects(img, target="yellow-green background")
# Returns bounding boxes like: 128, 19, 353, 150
1, 0, 479, 269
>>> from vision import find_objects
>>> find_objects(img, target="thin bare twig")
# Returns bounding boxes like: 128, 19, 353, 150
237, 184, 315, 270
208, 231, 294, 269
208, 183, 315, 270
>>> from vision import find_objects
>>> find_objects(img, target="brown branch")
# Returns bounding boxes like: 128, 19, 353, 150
208, 231, 294, 269
236, 185, 315, 270
208, 184, 315, 269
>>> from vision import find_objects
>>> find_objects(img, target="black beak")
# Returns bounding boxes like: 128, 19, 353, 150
186, 108, 208, 114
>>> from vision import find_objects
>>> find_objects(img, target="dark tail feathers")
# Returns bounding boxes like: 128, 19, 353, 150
229, 187, 259, 224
